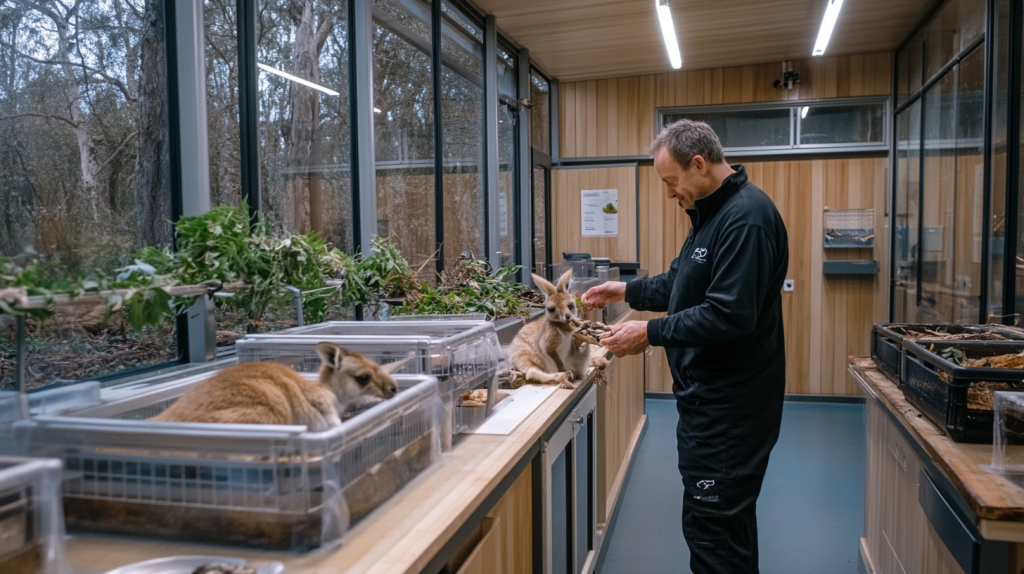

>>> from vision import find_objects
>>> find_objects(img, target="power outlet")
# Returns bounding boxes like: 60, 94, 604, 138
783, 279, 795, 292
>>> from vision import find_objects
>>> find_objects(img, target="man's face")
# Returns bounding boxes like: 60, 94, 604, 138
654, 147, 705, 210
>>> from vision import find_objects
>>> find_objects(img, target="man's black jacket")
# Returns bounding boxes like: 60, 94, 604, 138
626, 165, 789, 409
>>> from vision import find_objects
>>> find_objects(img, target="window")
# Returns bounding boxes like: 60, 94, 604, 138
988, 0, 1010, 319
373, 0, 437, 275
892, 102, 922, 322
925, 0, 985, 82
531, 71, 550, 154
497, 48, 518, 268
439, 2, 486, 263
0, 0, 176, 388
532, 166, 549, 277
205, 0, 242, 209
658, 98, 888, 155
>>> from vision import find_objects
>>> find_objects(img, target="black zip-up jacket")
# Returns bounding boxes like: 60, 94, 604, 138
626, 165, 789, 408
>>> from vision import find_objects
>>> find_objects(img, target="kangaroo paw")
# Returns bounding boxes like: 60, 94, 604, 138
556, 372, 577, 389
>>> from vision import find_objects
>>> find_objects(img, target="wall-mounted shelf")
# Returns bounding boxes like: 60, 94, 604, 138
824, 260, 879, 275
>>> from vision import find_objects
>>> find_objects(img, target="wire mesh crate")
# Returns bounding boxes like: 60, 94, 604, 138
902, 340, 1024, 443
824, 208, 874, 248
871, 323, 1024, 384
0, 457, 66, 574
13, 372, 442, 552
235, 321, 503, 450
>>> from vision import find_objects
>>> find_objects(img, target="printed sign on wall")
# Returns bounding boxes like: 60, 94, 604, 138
581, 189, 618, 237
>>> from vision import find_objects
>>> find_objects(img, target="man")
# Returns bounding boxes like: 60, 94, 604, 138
583, 119, 789, 574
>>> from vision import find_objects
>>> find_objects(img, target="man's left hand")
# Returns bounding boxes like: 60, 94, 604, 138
600, 320, 650, 357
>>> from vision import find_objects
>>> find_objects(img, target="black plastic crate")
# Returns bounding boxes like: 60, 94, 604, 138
901, 340, 1024, 443
871, 324, 1024, 385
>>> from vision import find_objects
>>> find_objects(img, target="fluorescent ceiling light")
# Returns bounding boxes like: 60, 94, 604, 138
257, 63, 339, 96
656, 0, 682, 69
801, 106, 810, 119
812, 0, 844, 56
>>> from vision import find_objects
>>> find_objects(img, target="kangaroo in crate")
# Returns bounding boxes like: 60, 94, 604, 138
508, 270, 609, 389
152, 343, 413, 431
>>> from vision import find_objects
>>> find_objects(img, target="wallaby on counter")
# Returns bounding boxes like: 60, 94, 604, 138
151, 343, 413, 431
508, 271, 609, 389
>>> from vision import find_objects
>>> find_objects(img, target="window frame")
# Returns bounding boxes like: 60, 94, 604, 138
656, 96, 891, 157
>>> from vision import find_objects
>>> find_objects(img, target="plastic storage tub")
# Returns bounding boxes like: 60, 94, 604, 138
871, 323, 1024, 384
13, 373, 441, 552
235, 321, 503, 450
0, 456, 66, 574
901, 340, 1024, 443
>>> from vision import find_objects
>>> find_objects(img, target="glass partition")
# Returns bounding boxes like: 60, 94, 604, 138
205, 0, 242, 209
989, 0, 1010, 320
893, 102, 922, 322
497, 48, 518, 268
531, 71, 550, 154
439, 2, 486, 263
373, 0, 437, 275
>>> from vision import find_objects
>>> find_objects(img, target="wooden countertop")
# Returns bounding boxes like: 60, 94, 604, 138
67, 318, 629, 574
850, 357, 1024, 542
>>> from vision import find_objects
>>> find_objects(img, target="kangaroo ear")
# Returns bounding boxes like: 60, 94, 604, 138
556, 270, 573, 293
532, 273, 556, 296
316, 342, 345, 371
381, 352, 415, 375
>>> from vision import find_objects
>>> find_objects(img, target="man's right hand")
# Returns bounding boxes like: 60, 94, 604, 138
582, 281, 626, 311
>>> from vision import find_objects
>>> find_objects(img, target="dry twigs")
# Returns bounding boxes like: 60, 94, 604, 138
569, 316, 611, 345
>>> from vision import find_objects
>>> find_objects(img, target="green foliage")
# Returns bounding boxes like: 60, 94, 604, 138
940, 347, 965, 364
0, 249, 176, 333
394, 258, 543, 321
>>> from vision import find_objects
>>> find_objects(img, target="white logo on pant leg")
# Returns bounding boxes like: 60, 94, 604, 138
697, 479, 715, 490
691, 248, 708, 263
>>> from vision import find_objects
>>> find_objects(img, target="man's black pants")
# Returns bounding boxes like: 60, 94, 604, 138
675, 387, 784, 574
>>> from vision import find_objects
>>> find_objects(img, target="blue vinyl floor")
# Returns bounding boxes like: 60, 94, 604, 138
599, 398, 866, 574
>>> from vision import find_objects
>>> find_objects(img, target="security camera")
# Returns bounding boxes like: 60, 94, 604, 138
773, 61, 800, 90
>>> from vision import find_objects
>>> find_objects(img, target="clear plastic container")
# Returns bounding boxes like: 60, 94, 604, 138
235, 321, 503, 450
13, 373, 442, 552
992, 392, 1024, 483
0, 456, 67, 574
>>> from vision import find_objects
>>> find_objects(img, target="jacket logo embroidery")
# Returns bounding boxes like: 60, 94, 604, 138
691, 248, 709, 263
697, 479, 715, 490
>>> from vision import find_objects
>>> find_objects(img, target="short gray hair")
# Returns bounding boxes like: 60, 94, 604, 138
647, 119, 725, 169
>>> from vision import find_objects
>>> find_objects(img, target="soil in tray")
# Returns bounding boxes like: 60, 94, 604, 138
63, 431, 437, 550
0, 543, 43, 574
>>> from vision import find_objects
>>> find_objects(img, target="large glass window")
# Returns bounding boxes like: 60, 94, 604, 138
893, 102, 922, 323
0, 0, 176, 388
897, 28, 925, 105
925, 0, 985, 82
373, 0, 436, 275
952, 48, 985, 323
205, 0, 242, 209
919, 71, 957, 322
439, 2, 485, 263
989, 0, 1009, 319
532, 166, 549, 278
531, 71, 550, 154
256, 1, 353, 252
660, 99, 887, 154
497, 48, 517, 268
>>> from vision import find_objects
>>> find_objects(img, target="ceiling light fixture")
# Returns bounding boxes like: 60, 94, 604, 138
812, 0, 844, 56
257, 63, 339, 96
656, 0, 682, 69
801, 106, 810, 119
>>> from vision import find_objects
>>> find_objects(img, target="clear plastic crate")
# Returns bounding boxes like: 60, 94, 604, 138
0, 456, 67, 574
235, 321, 504, 449
13, 372, 442, 552
992, 392, 1024, 484
824, 208, 874, 248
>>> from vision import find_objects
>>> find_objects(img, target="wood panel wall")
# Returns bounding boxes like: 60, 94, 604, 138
597, 351, 645, 524
558, 158, 888, 396
550, 167, 637, 263
557, 52, 892, 159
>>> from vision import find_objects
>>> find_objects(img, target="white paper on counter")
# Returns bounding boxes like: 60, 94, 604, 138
581, 189, 618, 237
471, 385, 559, 435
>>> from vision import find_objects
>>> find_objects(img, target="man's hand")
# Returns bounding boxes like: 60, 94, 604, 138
600, 320, 649, 357
582, 281, 626, 311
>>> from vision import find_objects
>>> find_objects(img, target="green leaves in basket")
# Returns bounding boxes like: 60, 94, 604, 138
940, 347, 965, 364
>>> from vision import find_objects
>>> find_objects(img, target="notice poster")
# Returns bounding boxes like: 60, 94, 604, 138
581, 189, 618, 237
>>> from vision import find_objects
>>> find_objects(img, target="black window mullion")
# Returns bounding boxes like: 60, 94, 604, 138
1004, 0, 1023, 322
237, 0, 260, 224
980, 0, 997, 323
432, 0, 445, 274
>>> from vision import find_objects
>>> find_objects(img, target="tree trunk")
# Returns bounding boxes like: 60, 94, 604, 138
134, 0, 171, 248
286, 0, 331, 234
51, 12, 102, 219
